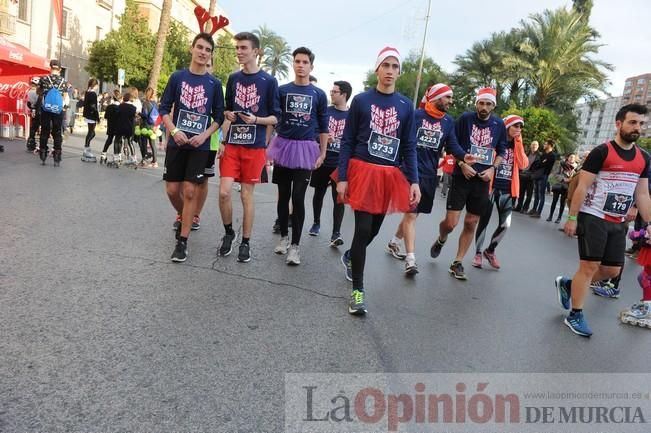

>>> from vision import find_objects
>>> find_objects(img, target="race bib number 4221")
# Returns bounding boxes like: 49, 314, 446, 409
368, 131, 400, 162
177, 109, 209, 135
286, 94, 313, 115
470, 145, 495, 165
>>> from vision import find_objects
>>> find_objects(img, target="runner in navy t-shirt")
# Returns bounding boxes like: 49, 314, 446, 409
307, 80, 352, 247
159, 33, 225, 263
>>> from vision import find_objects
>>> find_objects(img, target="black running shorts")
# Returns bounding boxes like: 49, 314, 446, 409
163, 147, 210, 184
204, 150, 217, 177
272, 164, 312, 185
446, 175, 490, 215
412, 174, 439, 214
577, 212, 627, 266
309, 164, 336, 188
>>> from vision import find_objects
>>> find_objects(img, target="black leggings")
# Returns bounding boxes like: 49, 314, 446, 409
103, 134, 115, 153
548, 189, 568, 220
85, 122, 96, 147
277, 169, 311, 245
115, 136, 134, 156
475, 189, 512, 253
312, 182, 344, 234
138, 136, 157, 163
350, 211, 386, 289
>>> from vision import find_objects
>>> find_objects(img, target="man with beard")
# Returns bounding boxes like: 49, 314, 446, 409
555, 104, 651, 337
385, 83, 459, 275
429, 87, 507, 280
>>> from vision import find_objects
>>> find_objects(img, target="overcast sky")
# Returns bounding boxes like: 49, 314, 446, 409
219, 0, 650, 99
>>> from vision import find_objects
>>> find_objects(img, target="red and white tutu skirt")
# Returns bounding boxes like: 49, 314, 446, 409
331, 159, 411, 215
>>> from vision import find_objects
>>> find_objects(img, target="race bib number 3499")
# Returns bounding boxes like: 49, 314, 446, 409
177, 109, 209, 135
368, 131, 400, 162
228, 125, 257, 145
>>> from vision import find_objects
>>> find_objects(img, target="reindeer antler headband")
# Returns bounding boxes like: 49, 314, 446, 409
194, 5, 229, 36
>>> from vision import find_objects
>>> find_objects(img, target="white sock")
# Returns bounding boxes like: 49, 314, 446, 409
406, 253, 415, 261
391, 236, 402, 245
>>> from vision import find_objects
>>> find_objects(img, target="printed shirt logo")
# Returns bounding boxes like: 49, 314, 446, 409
327, 116, 346, 153
180, 81, 208, 114
370, 105, 400, 136
234, 82, 260, 113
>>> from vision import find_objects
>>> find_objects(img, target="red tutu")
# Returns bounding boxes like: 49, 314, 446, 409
638, 246, 651, 266
331, 159, 412, 214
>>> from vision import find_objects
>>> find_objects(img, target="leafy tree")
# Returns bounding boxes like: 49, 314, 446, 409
86, 0, 155, 90
363, 51, 448, 105
252, 25, 278, 67
502, 105, 574, 154
212, 33, 238, 84
263, 36, 292, 79
637, 137, 651, 153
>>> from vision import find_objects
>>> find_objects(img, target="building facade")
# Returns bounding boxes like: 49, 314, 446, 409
1, 0, 230, 90
575, 96, 622, 154
621, 73, 651, 138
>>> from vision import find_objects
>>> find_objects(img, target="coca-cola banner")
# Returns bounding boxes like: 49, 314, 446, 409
0, 77, 30, 112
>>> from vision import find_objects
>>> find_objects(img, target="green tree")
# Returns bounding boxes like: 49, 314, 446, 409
86, 0, 155, 90
263, 36, 292, 79
362, 51, 448, 104
212, 33, 238, 84
252, 25, 278, 67
637, 137, 651, 153
502, 105, 574, 154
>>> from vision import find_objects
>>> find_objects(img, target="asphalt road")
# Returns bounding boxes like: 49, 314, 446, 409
0, 133, 649, 432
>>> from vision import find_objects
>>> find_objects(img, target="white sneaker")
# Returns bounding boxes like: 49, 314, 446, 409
274, 236, 289, 255
386, 241, 407, 260
405, 256, 419, 275
286, 244, 300, 265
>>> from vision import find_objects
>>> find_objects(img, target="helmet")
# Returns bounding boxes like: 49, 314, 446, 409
30, 77, 40, 85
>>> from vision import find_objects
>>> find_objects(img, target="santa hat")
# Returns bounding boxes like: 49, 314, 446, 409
375, 46, 401, 73
475, 87, 497, 105
503, 114, 524, 130
426, 83, 453, 102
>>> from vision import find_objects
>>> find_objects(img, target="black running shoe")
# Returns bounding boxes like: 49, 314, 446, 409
191, 215, 200, 231
237, 243, 251, 263
448, 261, 467, 280
219, 232, 237, 256
272, 218, 280, 234
171, 240, 187, 262
330, 232, 344, 247
430, 237, 446, 259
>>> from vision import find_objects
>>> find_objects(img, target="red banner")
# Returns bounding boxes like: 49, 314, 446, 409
52, 0, 63, 36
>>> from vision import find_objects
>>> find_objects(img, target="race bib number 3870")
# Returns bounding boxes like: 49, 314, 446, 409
368, 131, 400, 162
177, 109, 209, 135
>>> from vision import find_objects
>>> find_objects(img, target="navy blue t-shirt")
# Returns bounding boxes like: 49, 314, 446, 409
323, 106, 349, 168
447, 112, 507, 175
413, 109, 458, 178
493, 140, 515, 192
338, 88, 418, 184
225, 69, 281, 149
276, 82, 328, 141
159, 69, 224, 151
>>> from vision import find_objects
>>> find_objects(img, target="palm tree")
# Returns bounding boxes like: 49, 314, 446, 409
252, 25, 278, 67
263, 37, 292, 79
518, 7, 612, 108
147, 0, 172, 92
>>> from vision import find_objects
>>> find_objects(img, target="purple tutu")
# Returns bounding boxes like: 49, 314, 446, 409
267, 136, 319, 170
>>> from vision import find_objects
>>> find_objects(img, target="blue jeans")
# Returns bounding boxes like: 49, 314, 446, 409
532, 176, 548, 214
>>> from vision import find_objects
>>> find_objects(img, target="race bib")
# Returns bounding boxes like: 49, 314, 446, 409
328, 138, 341, 153
470, 145, 495, 165
603, 192, 633, 216
177, 109, 209, 135
368, 131, 399, 162
228, 124, 257, 145
495, 163, 513, 180
286, 94, 313, 115
416, 128, 441, 150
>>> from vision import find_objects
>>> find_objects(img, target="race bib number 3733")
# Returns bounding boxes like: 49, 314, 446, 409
368, 131, 400, 162
177, 109, 209, 136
